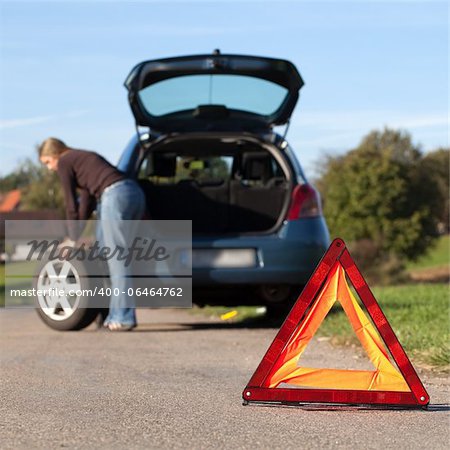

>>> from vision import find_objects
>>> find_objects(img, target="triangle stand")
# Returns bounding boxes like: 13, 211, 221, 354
242, 238, 430, 409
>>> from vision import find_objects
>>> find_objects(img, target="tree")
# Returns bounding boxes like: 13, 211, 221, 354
6, 158, 65, 214
422, 148, 450, 232
0, 160, 38, 193
317, 128, 442, 265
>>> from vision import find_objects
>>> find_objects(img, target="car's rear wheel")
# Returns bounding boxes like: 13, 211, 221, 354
261, 284, 303, 320
33, 257, 102, 331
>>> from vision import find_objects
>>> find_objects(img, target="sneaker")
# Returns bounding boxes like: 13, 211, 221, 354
106, 322, 136, 332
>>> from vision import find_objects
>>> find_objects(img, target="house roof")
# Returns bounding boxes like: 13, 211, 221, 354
0, 189, 21, 212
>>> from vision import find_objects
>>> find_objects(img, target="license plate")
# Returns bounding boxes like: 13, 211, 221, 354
186, 249, 257, 268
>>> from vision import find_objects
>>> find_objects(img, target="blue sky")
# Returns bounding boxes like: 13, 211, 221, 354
0, 0, 448, 178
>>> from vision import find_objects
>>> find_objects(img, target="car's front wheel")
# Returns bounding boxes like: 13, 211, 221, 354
33, 257, 103, 331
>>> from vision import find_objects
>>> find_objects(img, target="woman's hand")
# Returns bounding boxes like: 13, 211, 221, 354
58, 238, 76, 258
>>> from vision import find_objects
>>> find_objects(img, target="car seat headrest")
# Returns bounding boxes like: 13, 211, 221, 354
146, 153, 177, 178
241, 152, 273, 182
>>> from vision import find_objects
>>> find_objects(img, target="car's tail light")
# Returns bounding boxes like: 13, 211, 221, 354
287, 184, 322, 220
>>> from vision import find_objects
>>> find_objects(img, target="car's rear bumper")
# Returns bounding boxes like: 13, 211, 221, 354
192, 217, 330, 286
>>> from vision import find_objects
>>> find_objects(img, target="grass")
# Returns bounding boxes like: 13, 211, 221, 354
318, 283, 450, 368
0, 261, 38, 307
407, 235, 449, 270
191, 305, 267, 322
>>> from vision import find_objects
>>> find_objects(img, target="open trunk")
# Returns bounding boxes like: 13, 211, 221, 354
137, 135, 293, 234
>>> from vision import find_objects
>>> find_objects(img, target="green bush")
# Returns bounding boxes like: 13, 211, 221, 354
317, 129, 443, 277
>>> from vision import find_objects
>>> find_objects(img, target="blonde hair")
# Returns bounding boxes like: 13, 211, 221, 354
38, 137, 70, 157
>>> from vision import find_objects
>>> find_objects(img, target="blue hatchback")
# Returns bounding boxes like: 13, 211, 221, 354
121, 51, 330, 312
34, 51, 330, 331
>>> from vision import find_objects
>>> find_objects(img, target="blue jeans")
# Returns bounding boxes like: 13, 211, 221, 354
97, 179, 146, 327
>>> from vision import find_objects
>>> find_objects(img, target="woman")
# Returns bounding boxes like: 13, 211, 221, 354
39, 137, 146, 331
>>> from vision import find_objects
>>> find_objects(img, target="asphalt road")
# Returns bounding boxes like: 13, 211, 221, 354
1, 308, 449, 449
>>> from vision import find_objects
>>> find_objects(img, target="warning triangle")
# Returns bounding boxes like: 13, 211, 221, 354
243, 239, 429, 408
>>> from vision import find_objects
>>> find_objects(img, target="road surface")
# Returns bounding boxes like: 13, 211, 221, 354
1, 308, 449, 449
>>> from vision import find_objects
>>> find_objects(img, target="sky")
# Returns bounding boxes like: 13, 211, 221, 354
0, 0, 448, 178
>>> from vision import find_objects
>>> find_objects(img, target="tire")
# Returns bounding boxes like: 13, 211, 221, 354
262, 284, 304, 321
33, 256, 103, 331
265, 303, 293, 321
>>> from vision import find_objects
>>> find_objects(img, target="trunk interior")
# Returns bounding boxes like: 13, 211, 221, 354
137, 136, 292, 234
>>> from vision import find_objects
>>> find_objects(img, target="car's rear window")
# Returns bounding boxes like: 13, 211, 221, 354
137, 74, 289, 117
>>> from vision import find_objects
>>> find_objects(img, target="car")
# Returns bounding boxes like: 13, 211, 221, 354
34, 50, 330, 330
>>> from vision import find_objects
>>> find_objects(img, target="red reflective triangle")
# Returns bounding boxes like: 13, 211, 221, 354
242, 238, 430, 408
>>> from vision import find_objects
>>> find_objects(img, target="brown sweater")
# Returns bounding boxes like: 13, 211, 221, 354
57, 149, 125, 238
